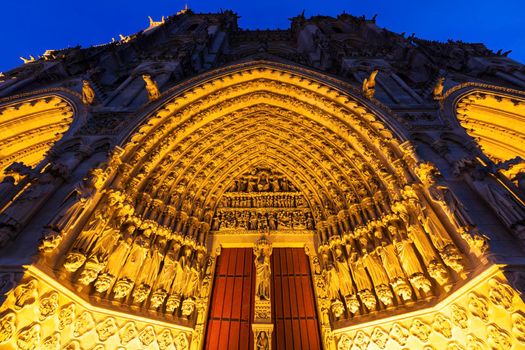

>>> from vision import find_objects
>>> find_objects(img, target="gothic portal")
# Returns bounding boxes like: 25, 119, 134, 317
0, 8, 525, 350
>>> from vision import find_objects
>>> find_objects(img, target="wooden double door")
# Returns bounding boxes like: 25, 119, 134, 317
204, 248, 322, 349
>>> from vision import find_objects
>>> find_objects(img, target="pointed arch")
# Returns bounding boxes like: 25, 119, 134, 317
444, 83, 525, 163
112, 61, 412, 242
0, 90, 85, 176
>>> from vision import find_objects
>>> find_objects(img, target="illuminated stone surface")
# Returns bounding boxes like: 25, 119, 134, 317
0, 8, 524, 350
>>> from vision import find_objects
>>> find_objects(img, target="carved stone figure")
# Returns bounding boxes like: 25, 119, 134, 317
155, 240, 182, 292
433, 77, 445, 100
362, 70, 379, 99
332, 245, 356, 298
377, 244, 412, 300
391, 226, 431, 293
430, 185, 474, 230
40, 168, 104, 252
0, 172, 56, 247
133, 236, 166, 303
82, 80, 96, 105
255, 252, 271, 300
256, 331, 270, 350
142, 74, 161, 101
472, 175, 525, 232
120, 231, 150, 278
362, 251, 393, 306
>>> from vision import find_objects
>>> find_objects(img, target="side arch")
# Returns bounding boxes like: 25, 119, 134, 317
444, 83, 525, 163
0, 89, 86, 176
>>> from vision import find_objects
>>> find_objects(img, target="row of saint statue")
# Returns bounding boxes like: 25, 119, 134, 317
60, 190, 212, 317
312, 199, 467, 320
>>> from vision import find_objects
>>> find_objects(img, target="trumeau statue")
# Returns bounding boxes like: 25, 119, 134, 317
255, 239, 272, 301
1, 8, 525, 350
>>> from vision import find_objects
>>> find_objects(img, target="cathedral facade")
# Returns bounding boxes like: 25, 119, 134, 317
0, 8, 525, 350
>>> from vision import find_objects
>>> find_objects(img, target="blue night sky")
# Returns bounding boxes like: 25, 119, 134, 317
1, 1, 524, 72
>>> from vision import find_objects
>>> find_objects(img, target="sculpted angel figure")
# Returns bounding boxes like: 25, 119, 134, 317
142, 74, 161, 101
82, 80, 96, 105
362, 69, 379, 99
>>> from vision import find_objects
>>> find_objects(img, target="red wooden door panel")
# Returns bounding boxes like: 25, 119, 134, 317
204, 248, 255, 350
271, 248, 322, 350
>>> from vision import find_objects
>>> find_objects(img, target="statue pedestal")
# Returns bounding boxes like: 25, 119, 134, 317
252, 323, 274, 350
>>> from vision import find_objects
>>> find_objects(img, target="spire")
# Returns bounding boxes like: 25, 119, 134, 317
177, 4, 190, 15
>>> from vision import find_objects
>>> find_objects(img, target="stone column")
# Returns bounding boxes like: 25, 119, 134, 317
253, 235, 273, 350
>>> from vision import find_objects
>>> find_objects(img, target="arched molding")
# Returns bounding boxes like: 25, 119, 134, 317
116, 60, 408, 144
443, 83, 525, 163
111, 62, 411, 218
0, 88, 87, 175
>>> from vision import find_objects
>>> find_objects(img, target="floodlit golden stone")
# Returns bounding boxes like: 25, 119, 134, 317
0, 9, 524, 350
